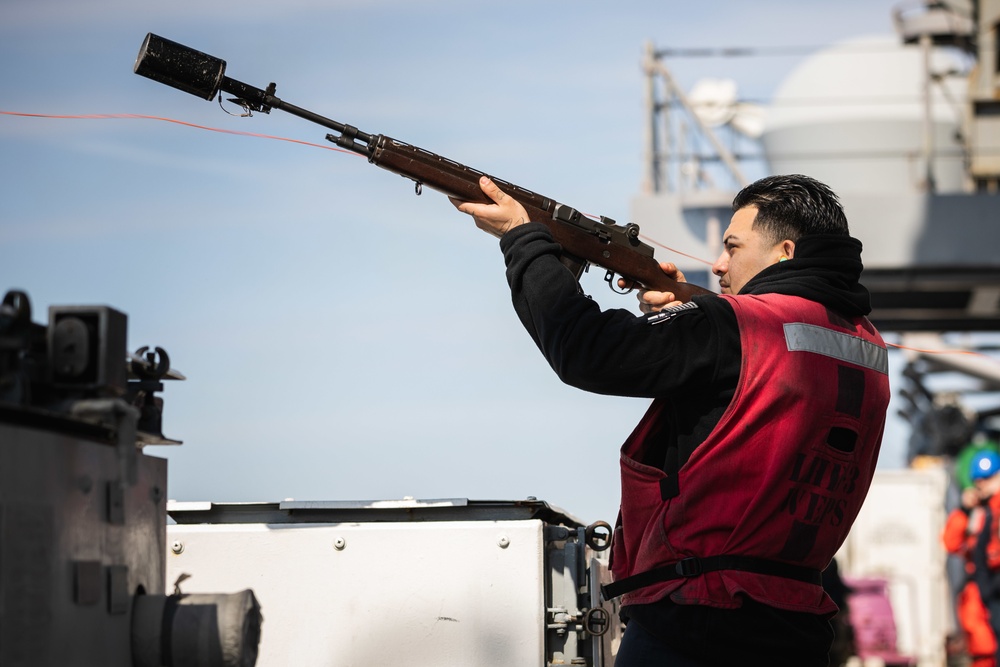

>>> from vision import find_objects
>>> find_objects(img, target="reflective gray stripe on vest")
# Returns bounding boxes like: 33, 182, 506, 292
783, 323, 888, 374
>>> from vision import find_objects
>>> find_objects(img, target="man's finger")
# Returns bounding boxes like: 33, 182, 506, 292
478, 176, 504, 203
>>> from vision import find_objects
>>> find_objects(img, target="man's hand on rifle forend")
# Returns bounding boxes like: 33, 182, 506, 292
450, 176, 530, 239
618, 262, 688, 314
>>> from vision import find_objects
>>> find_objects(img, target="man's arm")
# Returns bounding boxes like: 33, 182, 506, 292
942, 508, 971, 554
453, 178, 737, 398
452, 177, 687, 305
499, 223, 732, 398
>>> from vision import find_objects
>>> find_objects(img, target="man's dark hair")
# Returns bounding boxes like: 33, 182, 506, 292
732, 174, 849, 244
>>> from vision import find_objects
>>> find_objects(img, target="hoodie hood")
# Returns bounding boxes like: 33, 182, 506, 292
739, 234, 872, 316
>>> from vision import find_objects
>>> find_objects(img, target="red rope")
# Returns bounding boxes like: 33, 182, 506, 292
6, 111, 998, 360
885, 342, 992, 357
640, 234, 716, 266
0, 110, 360, 155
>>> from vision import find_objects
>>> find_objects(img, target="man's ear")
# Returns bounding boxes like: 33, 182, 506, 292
782, 239, 796, 260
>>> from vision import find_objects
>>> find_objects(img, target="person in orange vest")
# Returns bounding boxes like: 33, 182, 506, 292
943, 449, 1000, 667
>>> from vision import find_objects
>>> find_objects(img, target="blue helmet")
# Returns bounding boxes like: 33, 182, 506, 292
970, 450, 1000, 481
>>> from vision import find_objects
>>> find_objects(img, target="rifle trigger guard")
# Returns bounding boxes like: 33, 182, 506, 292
606, 271, 634, 295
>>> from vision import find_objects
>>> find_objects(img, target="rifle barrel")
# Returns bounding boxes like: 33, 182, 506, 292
134, 33, 714, 302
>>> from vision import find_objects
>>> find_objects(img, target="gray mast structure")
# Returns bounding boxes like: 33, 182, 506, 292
631, 0, 1000, 457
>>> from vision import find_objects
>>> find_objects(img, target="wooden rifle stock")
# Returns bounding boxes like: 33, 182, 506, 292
133, 32, 714, 302
366, 137, 713, 302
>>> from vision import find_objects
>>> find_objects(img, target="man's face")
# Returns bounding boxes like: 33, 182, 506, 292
975, 473, 1000, 498
712, 206, 787, 295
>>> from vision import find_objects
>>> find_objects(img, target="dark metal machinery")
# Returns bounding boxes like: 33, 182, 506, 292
0, 289, 262, 667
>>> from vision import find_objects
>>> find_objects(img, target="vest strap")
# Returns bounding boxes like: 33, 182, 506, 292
601, 555, 823, 601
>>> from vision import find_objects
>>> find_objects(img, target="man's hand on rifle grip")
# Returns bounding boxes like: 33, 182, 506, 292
450, 176, 530, 239
618, 262, 688, 314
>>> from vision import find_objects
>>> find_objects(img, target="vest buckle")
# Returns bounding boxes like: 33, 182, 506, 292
674, 557, 702, 577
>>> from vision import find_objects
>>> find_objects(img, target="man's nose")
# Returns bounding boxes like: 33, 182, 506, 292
712, 253, 728, 277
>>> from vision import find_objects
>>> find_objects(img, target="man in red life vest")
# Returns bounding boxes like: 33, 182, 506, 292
452, 174, 890, 666
943, 449, 1000, 667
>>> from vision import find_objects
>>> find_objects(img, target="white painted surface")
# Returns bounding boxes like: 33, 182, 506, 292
167, 519, 547, 667
838, 468, 952, 667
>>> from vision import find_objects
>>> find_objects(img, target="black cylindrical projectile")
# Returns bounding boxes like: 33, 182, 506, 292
134, 33, 226, 101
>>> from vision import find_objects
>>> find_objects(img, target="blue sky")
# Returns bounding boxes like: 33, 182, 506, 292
1, 0, 906, 523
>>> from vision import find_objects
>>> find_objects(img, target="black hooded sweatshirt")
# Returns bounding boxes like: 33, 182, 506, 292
499, 224, 872, 470
497, 223, 875, 666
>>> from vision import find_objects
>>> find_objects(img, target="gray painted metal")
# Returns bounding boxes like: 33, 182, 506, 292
0, 420, 167, 667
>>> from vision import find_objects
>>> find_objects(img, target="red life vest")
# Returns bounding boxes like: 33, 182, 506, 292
608, 293, 890, 613
943, 495, 1000, 572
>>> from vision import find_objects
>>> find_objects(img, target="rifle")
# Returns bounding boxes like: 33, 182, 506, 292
133, 33, 713, 302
